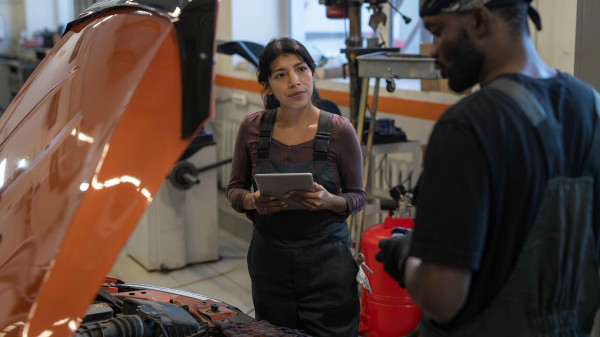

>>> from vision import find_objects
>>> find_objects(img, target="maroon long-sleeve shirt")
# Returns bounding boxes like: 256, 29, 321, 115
226, 110, 365, 214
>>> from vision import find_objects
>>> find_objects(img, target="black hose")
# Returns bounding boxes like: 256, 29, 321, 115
195, 157, 232, 174
75, 315, 150, 337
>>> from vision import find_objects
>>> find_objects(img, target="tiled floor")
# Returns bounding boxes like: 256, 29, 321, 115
109, 229, 255, 317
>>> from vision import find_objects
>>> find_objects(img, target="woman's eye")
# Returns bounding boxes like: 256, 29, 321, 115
274, 73, 285, 79
299, 66, 307, 72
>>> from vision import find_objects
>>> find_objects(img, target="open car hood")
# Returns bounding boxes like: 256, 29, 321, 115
0, 0, 218, 335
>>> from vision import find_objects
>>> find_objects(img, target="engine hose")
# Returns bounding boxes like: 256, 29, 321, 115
74, 315, 151, 337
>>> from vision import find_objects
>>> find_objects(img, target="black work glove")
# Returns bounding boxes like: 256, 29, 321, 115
375, 227, 413, 288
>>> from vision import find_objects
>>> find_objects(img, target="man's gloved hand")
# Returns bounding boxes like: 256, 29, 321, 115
375, 227, 413, 288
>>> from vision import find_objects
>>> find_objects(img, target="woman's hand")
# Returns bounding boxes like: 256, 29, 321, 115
285, 182, 348, 213
244, 190, 287, 214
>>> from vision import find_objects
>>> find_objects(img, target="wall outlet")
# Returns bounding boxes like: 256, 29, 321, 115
232, 93, 247, 106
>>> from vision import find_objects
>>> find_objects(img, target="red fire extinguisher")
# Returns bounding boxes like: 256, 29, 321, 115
359, 185, 420, 337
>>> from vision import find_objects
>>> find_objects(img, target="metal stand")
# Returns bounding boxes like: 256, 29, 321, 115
351, 52, 438, 249
352, 78, 380, 249
341, 48, 400, 125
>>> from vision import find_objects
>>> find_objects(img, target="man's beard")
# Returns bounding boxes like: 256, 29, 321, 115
443, 29, 484, 93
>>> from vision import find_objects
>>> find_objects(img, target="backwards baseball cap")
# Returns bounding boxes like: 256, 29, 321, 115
420, 0, 542, 30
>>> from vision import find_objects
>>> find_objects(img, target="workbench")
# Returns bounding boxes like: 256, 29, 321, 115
361, 140, 422, 226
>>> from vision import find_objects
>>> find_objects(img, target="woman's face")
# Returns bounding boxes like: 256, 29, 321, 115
266, 53, 314, 111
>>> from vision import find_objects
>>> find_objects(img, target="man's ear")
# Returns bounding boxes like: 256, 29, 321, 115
469, 6, 492, 38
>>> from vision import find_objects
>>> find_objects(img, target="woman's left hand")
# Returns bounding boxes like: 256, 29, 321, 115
285, 182, 347, 213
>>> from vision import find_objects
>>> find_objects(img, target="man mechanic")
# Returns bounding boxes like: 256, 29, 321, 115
376, 0, 600, 335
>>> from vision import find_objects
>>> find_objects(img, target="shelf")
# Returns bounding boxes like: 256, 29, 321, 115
357, 52, 439, 79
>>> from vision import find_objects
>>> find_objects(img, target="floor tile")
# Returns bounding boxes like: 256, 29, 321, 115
221, 262, 252, 291
109, 253, 148, 278
108, 257, 180, 287
218, 231, 250, 257
205, 256, 246, 273
166, 262, 224, 285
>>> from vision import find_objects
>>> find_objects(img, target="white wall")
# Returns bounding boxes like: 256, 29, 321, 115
24, 0, 56, 37
231, 0, 283, 46
0, 0, 26, 56
56, 0, 74, 32
533, 0, 578, 74
575, 0, 600, 91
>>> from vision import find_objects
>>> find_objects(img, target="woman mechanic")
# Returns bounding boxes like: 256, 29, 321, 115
226, 37, 365, 337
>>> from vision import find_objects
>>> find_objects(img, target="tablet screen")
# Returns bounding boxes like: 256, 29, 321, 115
254, 173, 314, 210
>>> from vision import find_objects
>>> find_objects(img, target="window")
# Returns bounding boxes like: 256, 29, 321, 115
289, 1, 373, 66
231, 0, 285, 47
229, 0, 286, 70
229, 1, 432, 71
389, 0, 432, 54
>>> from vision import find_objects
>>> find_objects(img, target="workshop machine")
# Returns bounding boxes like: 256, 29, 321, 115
318, 0, 412, 125
0, 0, 304, 336
126, 129, 220, 272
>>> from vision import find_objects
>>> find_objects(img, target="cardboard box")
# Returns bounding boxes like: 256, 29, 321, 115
421, 77, 453, 93
315, 66, 344, 79
419, 43, 471, 95
420, 43, 433, 56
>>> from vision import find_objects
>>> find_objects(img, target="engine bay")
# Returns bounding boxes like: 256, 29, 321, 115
74, 277, 310, 337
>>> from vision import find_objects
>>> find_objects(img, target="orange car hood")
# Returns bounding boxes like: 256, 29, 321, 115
0, 0, 217, 335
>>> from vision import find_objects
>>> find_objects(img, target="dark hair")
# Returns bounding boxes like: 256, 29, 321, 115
491, 3, 530, 37
257, 37, 317, 109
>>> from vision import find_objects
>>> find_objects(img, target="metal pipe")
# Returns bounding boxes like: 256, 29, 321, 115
196, 157, 232, 174
349, 78, 370, 240
346, 1, 363, 125
355, 78, 370, 144
182, 173, 200, 185
356, 78, 381, 251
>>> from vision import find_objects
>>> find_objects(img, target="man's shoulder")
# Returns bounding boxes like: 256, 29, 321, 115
439, 88, 503, 122
441, 72, 595, 121
549, 71, 593, 91
484, 72, 594, 103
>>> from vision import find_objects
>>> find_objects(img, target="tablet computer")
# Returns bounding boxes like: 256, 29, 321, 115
254, 173, 314, 210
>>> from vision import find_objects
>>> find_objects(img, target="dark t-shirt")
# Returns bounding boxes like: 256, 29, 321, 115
410, 72, 600, 328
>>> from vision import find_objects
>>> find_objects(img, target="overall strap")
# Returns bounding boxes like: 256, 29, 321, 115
257, 109, 277, 160
313, 111, 332, 161
486, 77, 563, 174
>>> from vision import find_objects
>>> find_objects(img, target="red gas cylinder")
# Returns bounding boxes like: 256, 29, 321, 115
359, 217, 421, 337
